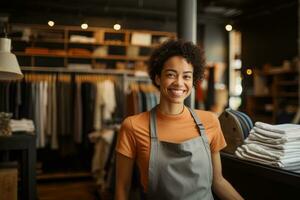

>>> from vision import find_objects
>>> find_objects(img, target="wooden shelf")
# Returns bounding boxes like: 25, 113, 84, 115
11, 23, 176, 69
248, 67, 299, 124
20, 66, 135, 75
15, 52, 148, 61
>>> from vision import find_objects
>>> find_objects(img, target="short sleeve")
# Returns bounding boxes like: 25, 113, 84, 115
115, 117, 137, 159
209, 113, 227, 153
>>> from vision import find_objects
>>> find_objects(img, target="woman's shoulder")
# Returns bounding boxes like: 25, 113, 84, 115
193, 109, 217, 118
192, 109, 219, 124
122, 111, 150, 126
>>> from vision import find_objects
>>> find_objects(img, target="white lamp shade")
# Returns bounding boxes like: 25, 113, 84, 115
0, 38, 23, 80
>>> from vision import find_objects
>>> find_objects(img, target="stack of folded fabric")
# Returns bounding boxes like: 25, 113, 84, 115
235, 122, 300, 173
10, 119, 35, 133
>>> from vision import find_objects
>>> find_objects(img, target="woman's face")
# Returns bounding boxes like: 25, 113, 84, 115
155, 55, 194, 105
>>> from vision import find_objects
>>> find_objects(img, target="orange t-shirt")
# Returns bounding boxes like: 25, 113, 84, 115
116, 106, 227, 192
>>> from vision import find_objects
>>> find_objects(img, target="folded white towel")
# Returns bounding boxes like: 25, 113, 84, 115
242, 144, 300, 161
235, 147, 300, 173
10, 119, 35, 133
253, 127, 300, 139
255, 122, 300, 134
244, 138, 300, 150
248, 131, 288, 144
235, 147, 284, 167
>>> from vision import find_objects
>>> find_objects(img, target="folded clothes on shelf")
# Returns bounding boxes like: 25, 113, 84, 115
235, 121, 300, 173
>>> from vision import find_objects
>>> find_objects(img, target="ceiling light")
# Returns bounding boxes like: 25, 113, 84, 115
225, 24, 233, 32
48, 20, 55, 27
246, 69, 253, 75
0, 38, 23, 80
113, 23, 121, 31
81, 23, 88, 30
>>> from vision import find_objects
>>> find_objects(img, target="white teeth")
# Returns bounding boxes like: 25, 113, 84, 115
169, 89, 184, 96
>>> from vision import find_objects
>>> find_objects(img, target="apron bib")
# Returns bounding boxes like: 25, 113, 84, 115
147, 107, 214, 200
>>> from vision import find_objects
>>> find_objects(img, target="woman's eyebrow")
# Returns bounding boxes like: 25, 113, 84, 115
163, 69, 193, 74
163, 69, 177, 73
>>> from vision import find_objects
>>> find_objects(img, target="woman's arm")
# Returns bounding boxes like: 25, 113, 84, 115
115, 153, 135, 200
211, 152, 244, 200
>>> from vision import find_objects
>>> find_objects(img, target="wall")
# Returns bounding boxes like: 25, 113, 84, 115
240, 5, 297, 68
204, 23, 227, 63
237, 4, 298, 110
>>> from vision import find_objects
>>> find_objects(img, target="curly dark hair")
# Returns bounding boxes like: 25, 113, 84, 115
148, 39, 205, 88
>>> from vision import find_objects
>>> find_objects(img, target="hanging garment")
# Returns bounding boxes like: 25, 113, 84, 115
147, 107, 214, 200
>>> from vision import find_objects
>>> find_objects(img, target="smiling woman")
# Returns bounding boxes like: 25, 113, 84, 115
155, 56, 194, 112
115, 39, 244, 200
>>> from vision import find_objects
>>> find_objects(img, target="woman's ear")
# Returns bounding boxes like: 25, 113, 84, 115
155, 75, 160, 86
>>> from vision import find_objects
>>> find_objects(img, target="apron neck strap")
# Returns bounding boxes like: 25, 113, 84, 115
150, 106, 158, 138
187, 107, 206, 135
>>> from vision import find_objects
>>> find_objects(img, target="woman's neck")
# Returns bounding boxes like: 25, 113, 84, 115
157, 102, 184, 115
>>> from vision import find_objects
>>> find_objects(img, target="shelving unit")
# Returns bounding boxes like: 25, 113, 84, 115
9, 24, 176, 70
246, 68, 299, 124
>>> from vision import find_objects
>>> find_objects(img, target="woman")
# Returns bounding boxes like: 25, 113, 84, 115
115, 40, 243, 200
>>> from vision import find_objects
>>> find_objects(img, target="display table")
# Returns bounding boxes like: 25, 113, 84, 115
220, 152, 300, 200
0, 133, 36, 200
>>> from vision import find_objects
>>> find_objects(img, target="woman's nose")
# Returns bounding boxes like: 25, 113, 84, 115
174, 76, 184, 85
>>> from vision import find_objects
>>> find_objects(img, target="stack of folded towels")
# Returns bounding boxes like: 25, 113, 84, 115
10, 119, 35, 133
235, 121, 300, 173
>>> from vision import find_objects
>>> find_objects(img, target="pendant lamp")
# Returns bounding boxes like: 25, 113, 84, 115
0, 37, 23, 80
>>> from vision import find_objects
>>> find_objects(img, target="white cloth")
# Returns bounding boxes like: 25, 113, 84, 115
235, 147, 300, 173
244, 138, 300, 150
94, 82, 104, 131
255, 122, 300, 134
102, 80, 116, 121
10, 119, 35, 133
235, 122, 300, 173
253, 127, 300, 139
248, 131, 299, 144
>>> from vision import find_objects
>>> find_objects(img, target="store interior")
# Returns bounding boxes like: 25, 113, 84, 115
0, 0, 299, 199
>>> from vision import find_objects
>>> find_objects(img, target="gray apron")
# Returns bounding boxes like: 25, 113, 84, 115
147, 107, 214, 200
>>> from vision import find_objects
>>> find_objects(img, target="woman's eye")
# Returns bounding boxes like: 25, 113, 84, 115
167, 73, 176, 78
184, 75, 192, 80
